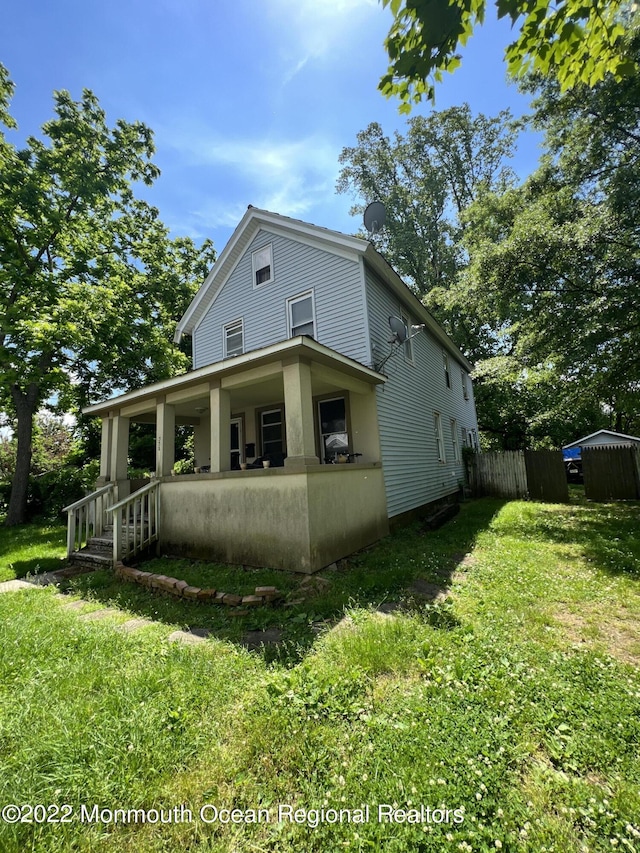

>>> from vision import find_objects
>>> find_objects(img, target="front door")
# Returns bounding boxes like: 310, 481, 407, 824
230, 417, 243, 469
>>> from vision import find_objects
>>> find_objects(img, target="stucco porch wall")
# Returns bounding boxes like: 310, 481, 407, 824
157, 464, 388, 573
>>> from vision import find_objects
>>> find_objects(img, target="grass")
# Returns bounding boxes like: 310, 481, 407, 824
0, 518, 66, 581
0, 495, 639, 852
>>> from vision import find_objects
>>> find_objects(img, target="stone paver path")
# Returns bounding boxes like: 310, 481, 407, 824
79, 608, 122, 622
117, 618, 155, 633
61, 599, 91, 611
0, 579, 34, 593
167, 630, 207, 645
242, 627, 284, 650
406, 578, 449, 603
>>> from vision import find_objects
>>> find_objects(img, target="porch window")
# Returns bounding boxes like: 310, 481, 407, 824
261, 408, 284, 456
287, 291, 315, 338
434, 412, 446, 463
252, 244, 273, 287
318, 396, 349, 463
224, 319, 244, 358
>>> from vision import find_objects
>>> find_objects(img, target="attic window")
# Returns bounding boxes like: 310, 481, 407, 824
253, 244, 273, 287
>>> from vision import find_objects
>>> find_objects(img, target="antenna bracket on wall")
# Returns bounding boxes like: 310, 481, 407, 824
374, 317, 425, 372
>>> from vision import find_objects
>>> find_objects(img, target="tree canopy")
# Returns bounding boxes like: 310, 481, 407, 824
339, 37, 640, 447
457, 48, 640, 440
0, 67, 216, 524
337, 104, 518, 360
380, 0, 638, 109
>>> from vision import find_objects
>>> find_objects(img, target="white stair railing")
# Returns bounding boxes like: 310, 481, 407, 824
107, 480, 160, 565
63, 483, 117, 557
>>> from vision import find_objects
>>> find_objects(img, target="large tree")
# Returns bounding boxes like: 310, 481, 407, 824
455, 34, 640, 440
0, 68, 215, 525
380, 0, 638, 109
336, 104, 518, 359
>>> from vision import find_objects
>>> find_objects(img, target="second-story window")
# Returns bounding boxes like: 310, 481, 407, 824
287, 291, 315, 338
224, 318, 244, 358
443, 350, 451, 388
252, 244, 273, 287
461, 369, 469, 400
401, 312, 414, 363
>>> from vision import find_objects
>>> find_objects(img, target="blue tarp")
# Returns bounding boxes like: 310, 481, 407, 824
563, 446, 581, 461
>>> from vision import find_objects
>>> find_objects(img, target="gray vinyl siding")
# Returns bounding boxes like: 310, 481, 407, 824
365, 265, 478, 518
193, 230, 368, 368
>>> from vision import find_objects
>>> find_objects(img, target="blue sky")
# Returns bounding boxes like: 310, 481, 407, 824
2, 0, 543, 253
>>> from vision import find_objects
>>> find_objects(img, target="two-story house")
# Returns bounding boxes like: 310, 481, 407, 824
74, 207, 479, 573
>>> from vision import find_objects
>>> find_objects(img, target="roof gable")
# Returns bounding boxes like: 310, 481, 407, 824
175, 207, 368, 343
174, 206, 473, 372
563, 429, 640, 448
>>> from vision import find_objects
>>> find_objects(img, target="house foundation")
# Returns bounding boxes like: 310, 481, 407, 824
158, 464, 388, 573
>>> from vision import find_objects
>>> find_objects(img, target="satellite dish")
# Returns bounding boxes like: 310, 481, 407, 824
388, 316, 407, 344
364, 201, 386, 235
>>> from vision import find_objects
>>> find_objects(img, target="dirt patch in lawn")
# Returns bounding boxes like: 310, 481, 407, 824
552, 604, 640, 667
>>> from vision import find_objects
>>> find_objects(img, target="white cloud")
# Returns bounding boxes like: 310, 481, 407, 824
269, 0, 381, 84
168, 131, 341, 228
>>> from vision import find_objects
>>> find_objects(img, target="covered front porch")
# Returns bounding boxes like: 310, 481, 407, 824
82, 337, 389, 573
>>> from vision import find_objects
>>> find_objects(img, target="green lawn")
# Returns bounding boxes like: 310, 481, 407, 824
0, 497, 639, 852
0, 519, 66, 581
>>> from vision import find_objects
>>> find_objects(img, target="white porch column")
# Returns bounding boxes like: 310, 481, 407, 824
283, 357, 319, 466
210, 380, 231, 472
98, 417, 113, 483
156, 398, 176, 477
110, 413, 130, 481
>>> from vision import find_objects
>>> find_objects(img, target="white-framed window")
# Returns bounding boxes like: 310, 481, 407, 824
451, 418, 461, 462
461, 369, 469, 400
401, 312, 414, 363
443, 351, 451, 388
287, 291, 315, 338
318, 396, 349, 463
434, 412, 446, 463
260, 408, 284, 457
252, 244, 273, 287
223, 318, 244, 358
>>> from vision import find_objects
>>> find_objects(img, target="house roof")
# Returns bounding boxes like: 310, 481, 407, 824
563, 429, 640, 449
175, 206, 473, 372
83, 335, 386, 417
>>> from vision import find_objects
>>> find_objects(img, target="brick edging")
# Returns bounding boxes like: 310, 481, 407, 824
114, 562, 282, 608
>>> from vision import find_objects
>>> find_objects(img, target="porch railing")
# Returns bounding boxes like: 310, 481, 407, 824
107, 480, 160, 565
63, 483, 118, 557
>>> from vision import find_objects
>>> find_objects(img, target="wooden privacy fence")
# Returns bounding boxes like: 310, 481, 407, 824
582, 446, 640, 501
469, 450, 568, 502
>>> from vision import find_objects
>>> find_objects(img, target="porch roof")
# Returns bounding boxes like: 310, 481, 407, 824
83, 336, 386, 419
